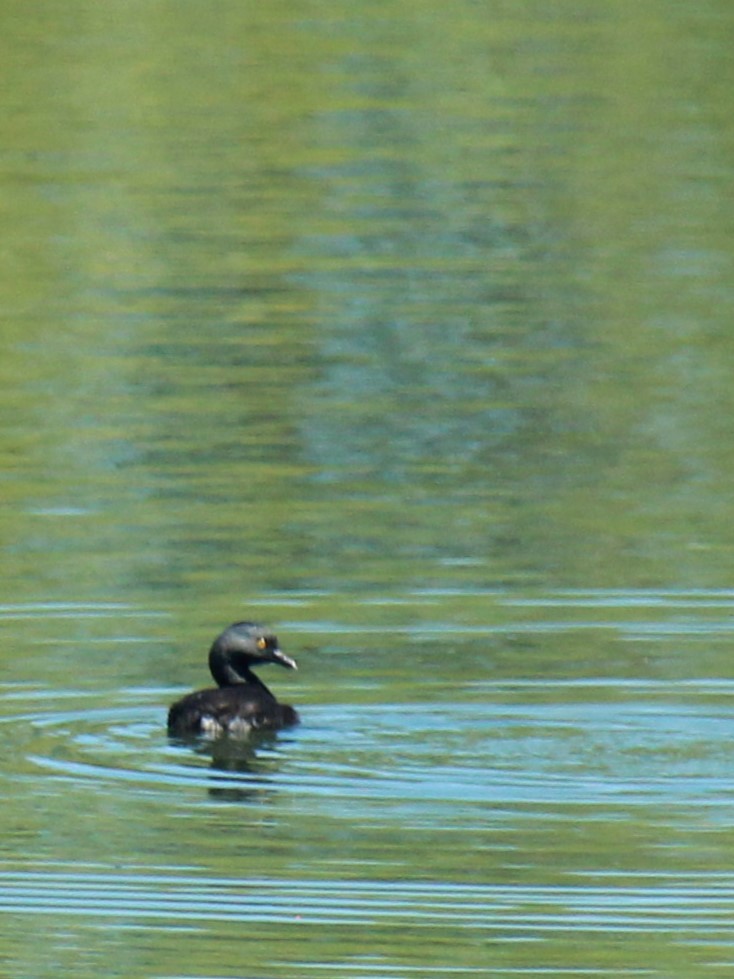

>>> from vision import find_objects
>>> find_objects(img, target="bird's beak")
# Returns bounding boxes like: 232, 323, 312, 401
272, 648, 298, 670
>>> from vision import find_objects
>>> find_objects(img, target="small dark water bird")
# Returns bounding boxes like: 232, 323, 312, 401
167, 621, 299, 738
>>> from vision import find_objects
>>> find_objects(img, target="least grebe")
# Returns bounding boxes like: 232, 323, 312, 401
167, 621, 299, 738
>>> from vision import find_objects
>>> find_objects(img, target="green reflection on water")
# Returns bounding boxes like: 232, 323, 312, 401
1, 0, 734, 976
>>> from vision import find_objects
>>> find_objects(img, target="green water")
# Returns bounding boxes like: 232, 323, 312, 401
2, 1, 734, 976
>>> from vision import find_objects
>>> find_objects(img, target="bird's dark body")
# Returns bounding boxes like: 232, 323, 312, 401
168, 683, 299, 736
167, 621, 299, 738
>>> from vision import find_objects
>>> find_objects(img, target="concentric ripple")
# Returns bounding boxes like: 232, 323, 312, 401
10, 682, 734, 820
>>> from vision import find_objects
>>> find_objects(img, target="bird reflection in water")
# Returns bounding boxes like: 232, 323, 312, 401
199, 729, 292, 803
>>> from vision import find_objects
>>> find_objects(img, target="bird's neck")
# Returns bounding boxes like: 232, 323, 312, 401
214, 661, 255, 686
209, 647, 272, 694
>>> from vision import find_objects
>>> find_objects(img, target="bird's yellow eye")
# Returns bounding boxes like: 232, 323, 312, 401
257, 637, 267, 651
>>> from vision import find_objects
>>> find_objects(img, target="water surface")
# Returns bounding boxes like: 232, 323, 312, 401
1, 0, 734, 976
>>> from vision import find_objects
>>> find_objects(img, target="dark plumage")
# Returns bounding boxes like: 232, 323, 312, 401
167, 621, 299, 738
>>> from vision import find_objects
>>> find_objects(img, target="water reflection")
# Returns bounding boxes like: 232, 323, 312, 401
0, 0, 733, 973
172, 730, 290, 804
